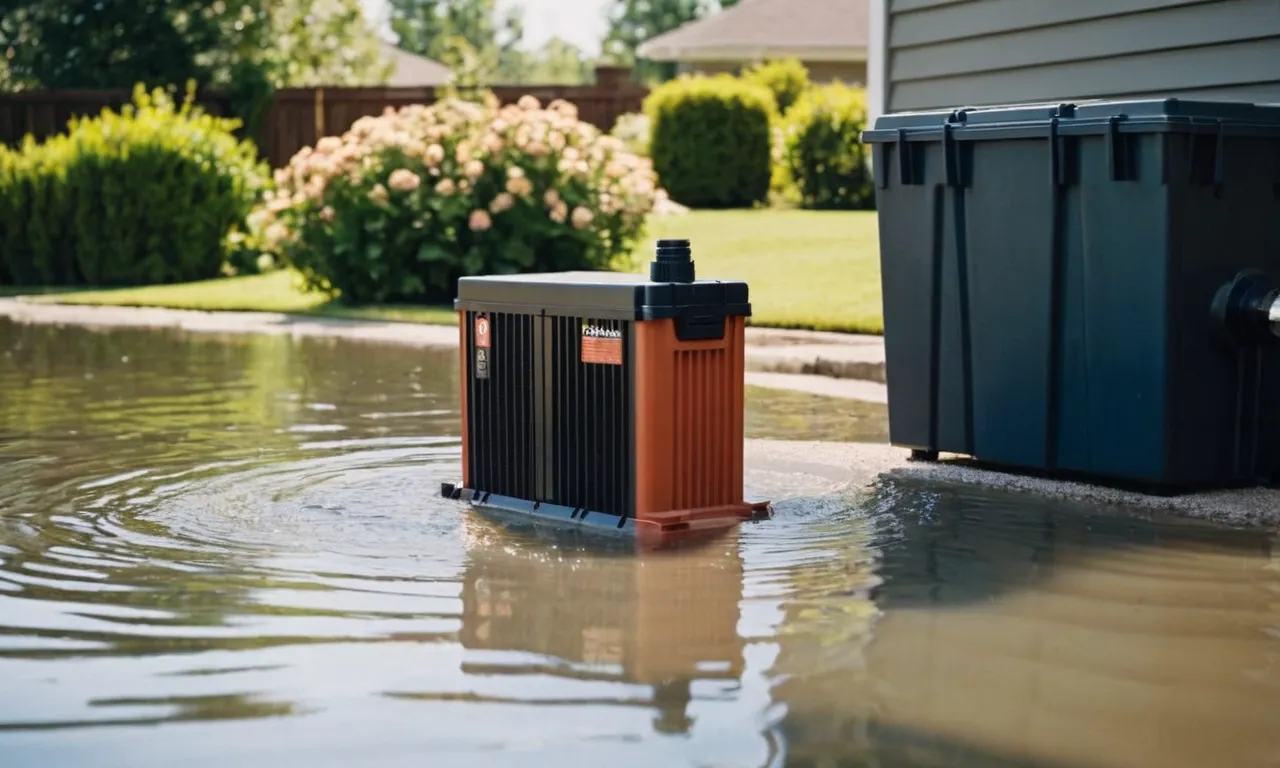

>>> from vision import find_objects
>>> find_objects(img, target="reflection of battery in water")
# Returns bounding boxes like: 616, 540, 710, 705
457, 515, 746, 731
581, 627, 624, 666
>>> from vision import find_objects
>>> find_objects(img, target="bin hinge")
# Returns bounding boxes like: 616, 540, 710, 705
1106, 116, 1135, 182
942, 123, 968, 188
1187, 118, 1227, 188
889, 127, 923, 187
1048, 117, 1072, 187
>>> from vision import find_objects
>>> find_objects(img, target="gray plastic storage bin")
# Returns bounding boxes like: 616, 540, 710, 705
862, 99, 1280, 491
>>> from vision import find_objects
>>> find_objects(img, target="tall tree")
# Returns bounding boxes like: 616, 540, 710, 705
270, 0, 392, 87
0, 0, 389, 92
602, 0, 714, 82
0, 0, 273, 91
508, 37, 594, 86
387, 0, 523, 84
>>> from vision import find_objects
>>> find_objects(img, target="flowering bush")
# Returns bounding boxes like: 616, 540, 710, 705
255, 94, 662, 304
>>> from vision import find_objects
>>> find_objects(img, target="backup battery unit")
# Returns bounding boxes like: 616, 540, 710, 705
441, 239, 771, 538
862, 98, 1280, 492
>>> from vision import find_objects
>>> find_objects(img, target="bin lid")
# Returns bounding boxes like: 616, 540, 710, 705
455, 270, 752, 322
862, 98, 1280, 143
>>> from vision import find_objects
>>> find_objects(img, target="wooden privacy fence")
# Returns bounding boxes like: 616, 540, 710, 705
0, 66, 649, 168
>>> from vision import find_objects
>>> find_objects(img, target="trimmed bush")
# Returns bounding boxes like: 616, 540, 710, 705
0, 84, 268, 287
0, 145, 16, 283
742, 58, 811, 116
257, 94, 661, 305
780, 83, 875, 211
645, 74, 775, 209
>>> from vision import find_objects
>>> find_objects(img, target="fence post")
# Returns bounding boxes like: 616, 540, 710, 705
595, 65, 631, 89
314, 88, 326, 140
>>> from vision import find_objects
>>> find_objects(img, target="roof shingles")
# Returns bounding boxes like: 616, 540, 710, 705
638, 0, 869, 61
381, 42, 454, 87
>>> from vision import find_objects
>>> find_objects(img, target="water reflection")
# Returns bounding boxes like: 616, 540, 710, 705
1, 318, 1279, 768
397, 515, 748, 737
768, 479, 1280, 768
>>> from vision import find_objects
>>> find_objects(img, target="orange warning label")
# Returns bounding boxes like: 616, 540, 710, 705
581, 323, 623, 365
582, 336, 622, 365
475, 314, 491, 348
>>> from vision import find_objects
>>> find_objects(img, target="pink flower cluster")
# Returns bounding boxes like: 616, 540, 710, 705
252, 94, 662, 253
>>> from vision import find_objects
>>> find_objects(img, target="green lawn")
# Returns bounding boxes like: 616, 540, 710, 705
5, 209, 884, 334
646, 209, 882, 334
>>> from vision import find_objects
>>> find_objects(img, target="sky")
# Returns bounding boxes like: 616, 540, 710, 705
361, 0, 614, 57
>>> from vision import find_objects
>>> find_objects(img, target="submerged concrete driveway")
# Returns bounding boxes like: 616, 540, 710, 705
4, 297, 1276, 525
0, 299, 889, 402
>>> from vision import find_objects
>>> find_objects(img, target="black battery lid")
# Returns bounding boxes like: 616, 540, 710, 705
454, 240, 751, 322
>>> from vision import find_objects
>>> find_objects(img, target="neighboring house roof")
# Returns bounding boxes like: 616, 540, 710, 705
638, 0, 869, 63
381, 42, 454, 87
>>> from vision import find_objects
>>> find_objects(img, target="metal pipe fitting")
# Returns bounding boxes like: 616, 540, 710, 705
1212, 270, 1280, 346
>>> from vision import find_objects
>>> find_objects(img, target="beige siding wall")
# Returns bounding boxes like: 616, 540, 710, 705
886, 0, 1280, 112
679, 60, 867, 85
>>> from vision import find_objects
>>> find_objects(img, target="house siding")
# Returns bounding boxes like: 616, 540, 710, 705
885, 0, 1280, 113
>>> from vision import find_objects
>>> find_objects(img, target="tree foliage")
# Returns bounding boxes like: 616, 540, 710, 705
0, 0, 273, 91
0, 0, 390, 92
505, 38, 595, 85
603, 0, 738, 82
387, 0, 524, 83
269, 0, 393, 87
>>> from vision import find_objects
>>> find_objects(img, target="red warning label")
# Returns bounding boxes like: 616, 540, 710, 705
475, 314, 491, 349
581, 323, 622, 365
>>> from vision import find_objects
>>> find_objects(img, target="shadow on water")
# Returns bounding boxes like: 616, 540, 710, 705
864, 475, 1277, 611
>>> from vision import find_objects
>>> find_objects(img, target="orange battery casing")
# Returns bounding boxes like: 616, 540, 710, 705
444, 239, 771, 540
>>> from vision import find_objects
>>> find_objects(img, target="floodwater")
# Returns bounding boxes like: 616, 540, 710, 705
0, 318, 1277, 768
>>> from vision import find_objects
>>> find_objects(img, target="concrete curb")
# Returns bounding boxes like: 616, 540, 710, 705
740, 327, 887, 383
0, 298, 890, 384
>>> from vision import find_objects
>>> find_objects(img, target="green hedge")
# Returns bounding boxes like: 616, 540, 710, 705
645, 74, 775, 209
781, 83, 875, 210
0, 84, 268, 287
742, 58, 811, 116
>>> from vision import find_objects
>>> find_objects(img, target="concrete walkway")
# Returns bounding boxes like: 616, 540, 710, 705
0, 298, 889, 401
746, 440, 1280, 528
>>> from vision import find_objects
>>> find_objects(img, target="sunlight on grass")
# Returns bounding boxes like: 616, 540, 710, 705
638, 209, 882, 334
11, 209, 883, 334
